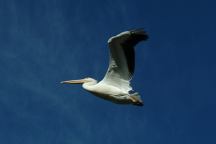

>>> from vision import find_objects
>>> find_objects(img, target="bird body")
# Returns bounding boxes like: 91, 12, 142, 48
83, 79, 129, 102
61, 29, 148, 106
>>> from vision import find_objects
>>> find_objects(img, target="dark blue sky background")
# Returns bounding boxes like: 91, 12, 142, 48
0, 0, 216, 143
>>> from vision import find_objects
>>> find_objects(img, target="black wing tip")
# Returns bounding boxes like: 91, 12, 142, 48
129, 28, 149, 41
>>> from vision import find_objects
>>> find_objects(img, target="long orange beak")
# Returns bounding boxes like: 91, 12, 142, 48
60, 79, 86, 84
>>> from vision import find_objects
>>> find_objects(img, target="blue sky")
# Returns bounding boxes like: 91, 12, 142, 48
0, 0, 216, 143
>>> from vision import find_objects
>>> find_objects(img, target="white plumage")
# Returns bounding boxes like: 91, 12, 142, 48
61, 29, 148, 106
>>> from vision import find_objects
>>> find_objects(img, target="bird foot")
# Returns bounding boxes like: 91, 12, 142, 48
129, 96, 144, 106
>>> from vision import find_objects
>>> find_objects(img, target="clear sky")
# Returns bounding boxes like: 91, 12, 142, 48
0, 0, 216, 144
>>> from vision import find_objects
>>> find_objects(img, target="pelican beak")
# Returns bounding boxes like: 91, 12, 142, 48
61, 79, 86, 84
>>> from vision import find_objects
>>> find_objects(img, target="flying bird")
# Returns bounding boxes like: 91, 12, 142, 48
61, 29, 148, 106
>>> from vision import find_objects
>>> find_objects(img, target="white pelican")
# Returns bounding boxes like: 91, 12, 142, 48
61, 29, 148, 106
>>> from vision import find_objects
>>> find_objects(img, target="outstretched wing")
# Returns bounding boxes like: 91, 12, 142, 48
99, 29, 148, 92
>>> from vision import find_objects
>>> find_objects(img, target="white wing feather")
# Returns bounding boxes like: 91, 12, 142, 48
99, 29, 148, 92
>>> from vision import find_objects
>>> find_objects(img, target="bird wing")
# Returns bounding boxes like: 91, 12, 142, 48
99, 29, 148, 92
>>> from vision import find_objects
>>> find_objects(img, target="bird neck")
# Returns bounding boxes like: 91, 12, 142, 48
82, 79, 98, 91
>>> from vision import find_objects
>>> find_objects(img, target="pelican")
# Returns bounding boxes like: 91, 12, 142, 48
61, 29, 148, 106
